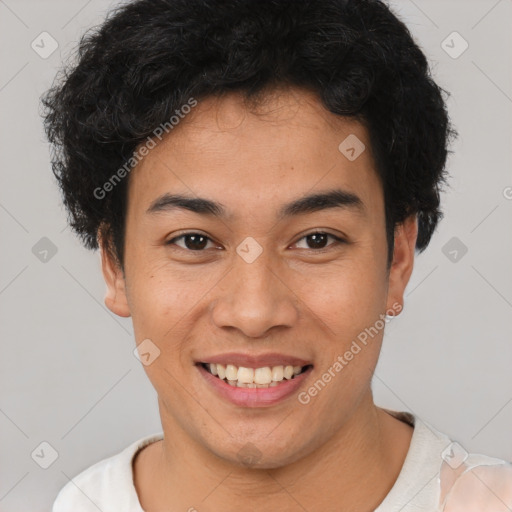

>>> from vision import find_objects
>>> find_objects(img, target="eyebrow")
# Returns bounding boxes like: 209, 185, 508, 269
146, 189, 366, 220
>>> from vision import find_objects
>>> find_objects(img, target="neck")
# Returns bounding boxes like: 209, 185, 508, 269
135, 391, 413, 511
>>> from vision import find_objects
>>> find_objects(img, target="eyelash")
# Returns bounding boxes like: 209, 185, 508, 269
165, 231, 346, 253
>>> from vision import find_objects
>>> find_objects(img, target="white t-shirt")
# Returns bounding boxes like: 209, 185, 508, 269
52, 409, 512, 511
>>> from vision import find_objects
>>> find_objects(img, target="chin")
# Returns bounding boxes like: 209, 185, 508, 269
208, 432, 318, 470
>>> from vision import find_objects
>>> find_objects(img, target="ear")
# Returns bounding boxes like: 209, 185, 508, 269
98, 235, 131, 318
385, 214, 418, 315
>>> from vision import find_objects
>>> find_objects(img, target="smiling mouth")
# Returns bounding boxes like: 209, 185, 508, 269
199, 362, 313, 388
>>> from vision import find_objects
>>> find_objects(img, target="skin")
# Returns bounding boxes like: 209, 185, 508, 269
100, 86, 418, 511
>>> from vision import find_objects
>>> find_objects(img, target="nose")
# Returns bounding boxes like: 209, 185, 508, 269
210, 250, 299, 339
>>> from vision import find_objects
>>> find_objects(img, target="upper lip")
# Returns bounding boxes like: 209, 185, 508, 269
196, 352, 313, 368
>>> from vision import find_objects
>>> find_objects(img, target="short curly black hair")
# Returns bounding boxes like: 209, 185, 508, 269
42, 0, 456, 270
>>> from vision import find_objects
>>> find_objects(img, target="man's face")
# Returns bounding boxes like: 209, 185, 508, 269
102, 87, 415, 467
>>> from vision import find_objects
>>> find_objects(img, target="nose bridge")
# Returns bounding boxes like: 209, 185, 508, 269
233, 248, 276, 299
211, 245, 298, 337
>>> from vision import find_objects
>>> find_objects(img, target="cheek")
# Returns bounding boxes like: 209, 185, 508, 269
128, 279, 194, 397
126, 260, 219, 370
125, 264, 188, 345
290, 256, 387, 336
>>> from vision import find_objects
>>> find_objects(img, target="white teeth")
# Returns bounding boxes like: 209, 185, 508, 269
237, 367, 254, 383
271, 366, 284, 381
283, 365, 294, 379
204, 362, 307, 386
225, 364, 238, 381
254, 367, 272, 384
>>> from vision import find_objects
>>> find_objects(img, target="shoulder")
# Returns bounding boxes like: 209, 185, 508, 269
52, 455, 118, 512
52, 433, 163, 512
416, 414, 512, 511
376, 409, 512, 511
440, 452, 512, 512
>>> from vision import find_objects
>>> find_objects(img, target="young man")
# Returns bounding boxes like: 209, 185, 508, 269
43, 0, 512, 510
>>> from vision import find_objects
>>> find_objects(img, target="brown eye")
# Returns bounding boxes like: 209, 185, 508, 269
293, 232, 345, 250
166, 233, 214, 251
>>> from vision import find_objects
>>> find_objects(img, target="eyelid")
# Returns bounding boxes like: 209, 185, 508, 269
291, 231, 346, 250
166, 230, 346, 252
166, 231, 218, 250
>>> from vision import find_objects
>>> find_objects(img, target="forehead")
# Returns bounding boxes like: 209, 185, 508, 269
127, 88, 382, 222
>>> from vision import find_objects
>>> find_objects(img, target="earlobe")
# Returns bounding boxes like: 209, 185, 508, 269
99, 239, 131, 318
385, 214, 418, 315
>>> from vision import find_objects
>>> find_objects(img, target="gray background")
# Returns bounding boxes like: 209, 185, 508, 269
1, 0, 511, 510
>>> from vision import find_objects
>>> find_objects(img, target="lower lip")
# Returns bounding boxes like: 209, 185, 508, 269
197, 364, 313, 407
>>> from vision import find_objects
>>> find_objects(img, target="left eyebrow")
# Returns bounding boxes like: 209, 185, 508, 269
145, 188, 366, 220
277, 189, 366, 220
